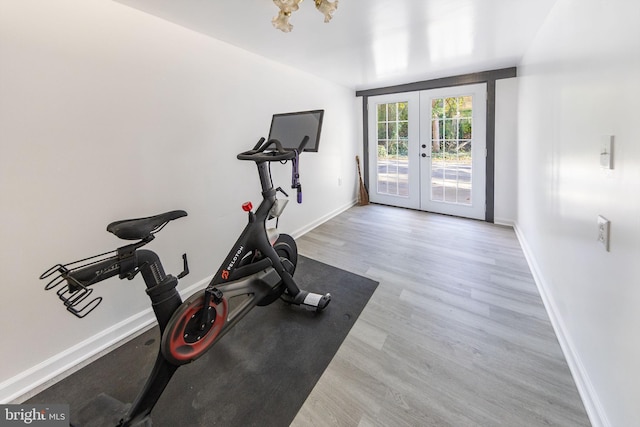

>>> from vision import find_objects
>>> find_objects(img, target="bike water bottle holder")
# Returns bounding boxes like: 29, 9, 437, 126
41, 235, 188, 319
40, 251, 116, 318
40, 236, 148, 319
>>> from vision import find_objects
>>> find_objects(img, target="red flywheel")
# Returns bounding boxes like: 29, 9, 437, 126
161, 290, 228, 365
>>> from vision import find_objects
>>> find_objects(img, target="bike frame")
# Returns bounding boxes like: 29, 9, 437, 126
121, 161, 297, 426
41, 138, 329, 427
208, 160, 300, 299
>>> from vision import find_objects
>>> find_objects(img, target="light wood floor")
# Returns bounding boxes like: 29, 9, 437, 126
291, 204, 590, 427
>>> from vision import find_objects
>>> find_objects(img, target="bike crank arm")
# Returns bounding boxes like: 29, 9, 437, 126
199, 286, 224, 329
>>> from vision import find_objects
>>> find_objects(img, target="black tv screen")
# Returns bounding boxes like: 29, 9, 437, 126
268, 109, 324, 152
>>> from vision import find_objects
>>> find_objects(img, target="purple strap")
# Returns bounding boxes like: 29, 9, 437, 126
291, 150, 302, 203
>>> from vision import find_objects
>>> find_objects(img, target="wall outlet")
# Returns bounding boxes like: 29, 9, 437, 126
338, 177, 342, 186
597, 215, 610, 251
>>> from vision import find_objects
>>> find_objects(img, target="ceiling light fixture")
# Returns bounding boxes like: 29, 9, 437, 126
272, 0, 339, 33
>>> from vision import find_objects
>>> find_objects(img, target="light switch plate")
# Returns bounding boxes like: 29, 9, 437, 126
600, 135, 614, 169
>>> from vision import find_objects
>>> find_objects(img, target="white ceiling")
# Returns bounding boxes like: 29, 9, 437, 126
115, 0, 558, 91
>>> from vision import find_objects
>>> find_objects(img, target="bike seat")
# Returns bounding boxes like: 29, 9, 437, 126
107, 210, 187, 240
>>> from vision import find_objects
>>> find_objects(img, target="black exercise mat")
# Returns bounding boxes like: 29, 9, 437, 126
29, 256, 378, 426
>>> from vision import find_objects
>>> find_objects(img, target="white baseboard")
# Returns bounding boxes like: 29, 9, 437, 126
1, 310, 155, 404
1, 276, 211, 404
513, 223, 610, 427
493, 216, 515, 227
290, 199, 356, 239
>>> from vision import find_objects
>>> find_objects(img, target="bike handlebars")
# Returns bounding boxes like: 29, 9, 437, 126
237, 136, 309, 162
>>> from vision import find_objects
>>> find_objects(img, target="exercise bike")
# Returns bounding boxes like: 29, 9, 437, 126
40, 136, 331, 426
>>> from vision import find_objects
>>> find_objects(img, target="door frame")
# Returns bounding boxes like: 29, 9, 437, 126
356, 67, 517, 223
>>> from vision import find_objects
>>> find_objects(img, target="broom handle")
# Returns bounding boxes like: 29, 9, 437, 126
355, 155, 369, 205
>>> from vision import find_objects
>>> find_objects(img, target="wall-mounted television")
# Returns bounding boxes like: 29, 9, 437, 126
268, 109, 324, 152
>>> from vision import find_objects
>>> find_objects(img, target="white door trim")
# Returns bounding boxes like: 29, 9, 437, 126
367, 92, 420, 209
419, 83, 487, 219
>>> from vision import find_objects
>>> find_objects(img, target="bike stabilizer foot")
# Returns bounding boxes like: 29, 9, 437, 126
282, 291, 331, 312
305, 292, 331, 311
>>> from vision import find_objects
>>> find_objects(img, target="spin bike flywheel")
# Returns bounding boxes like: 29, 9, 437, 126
256, 234, 298, 306
161, 290, 228, 366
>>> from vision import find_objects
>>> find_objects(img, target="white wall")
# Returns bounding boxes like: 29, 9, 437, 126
516, 0, 640, 425
494, 78, 518, 225
0, 0, 358, 402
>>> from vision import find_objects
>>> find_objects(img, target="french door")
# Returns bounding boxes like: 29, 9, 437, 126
367, 84, 487, 220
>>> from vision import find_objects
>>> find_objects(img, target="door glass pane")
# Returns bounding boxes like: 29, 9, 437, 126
376, 102, 409, 197
431, 140, 444, 201
430, 95, 473, 205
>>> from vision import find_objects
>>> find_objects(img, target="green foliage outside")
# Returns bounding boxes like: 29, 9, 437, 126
378, 140, 408, 158
376, 97, 473, 162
